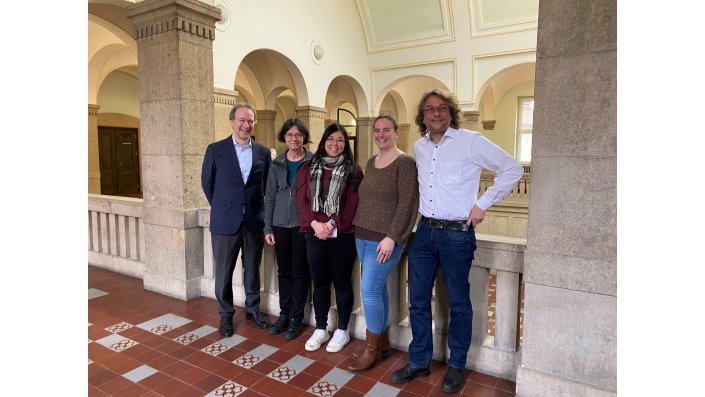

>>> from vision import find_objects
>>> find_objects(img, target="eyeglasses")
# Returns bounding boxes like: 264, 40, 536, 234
326, 137, 346, 144
423, 104, 450, 114
285, 133, 303, 140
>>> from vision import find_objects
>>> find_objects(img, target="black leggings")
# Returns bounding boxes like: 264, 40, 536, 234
272, 226, 310, 321
305, 232, 357, 330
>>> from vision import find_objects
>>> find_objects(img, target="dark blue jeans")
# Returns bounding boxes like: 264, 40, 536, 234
407, 220, 476, 369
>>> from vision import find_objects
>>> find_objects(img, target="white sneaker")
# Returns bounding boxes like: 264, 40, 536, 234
305, 329, 330, 351
326, 329, 350, 352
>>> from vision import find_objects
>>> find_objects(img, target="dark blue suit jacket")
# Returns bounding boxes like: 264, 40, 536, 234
201, 136, 271, 235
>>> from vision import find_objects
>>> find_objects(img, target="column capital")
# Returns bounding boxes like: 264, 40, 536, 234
256, 109, 277, 121
482, 120, 497, 130
295, 106, 326, 119
462, 110, 480, 123
88, 104, 100, 116
126, 0, 221, 41
355, 117, 375, 127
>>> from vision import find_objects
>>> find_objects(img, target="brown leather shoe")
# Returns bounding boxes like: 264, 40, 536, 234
347, 330, 382, 374
353, 326, 392, 359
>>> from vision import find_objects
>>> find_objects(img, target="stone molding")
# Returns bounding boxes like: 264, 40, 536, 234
295, 106, 326, 119
256, 110, 277, 121
462, 110, 480, 123
88, 104, 100, 116
482, 119, 496, 130
355, 117, 374, 127
126, 0, 221, 41
214, 88, 237, 106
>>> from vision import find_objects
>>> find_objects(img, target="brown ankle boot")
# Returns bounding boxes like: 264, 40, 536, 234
348, 330, 382, 373
380, 327, 391, 358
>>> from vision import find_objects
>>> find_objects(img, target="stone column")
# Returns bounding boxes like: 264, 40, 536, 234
460, 110, 480, 131
255, 109, 277, 149
398, 123, 411, 154
88, 104, 101, 194
516, 0, 616, 396
295, 105, 326, 150
214, 88, 237, 141
355, 117, 374, 165
126, 0, 221, 300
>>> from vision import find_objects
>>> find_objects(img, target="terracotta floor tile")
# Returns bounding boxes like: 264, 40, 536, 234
218, 346, 247, 361
179, 365, 211, 385
249, 376, 286, 395
173, 385, 210, 397
193, 373, 229, 392
88, 367, 119, 387
303, 361, 334, 378
169, 345, 199, 360
137, 371, 172, 389
495, 378, 516, 393
153, 377, 192, 396
251, 358, 281, 376
112, 383, 149, 397
88, 384, 109, 397
287, 371, 318, 390
461, 381, 495, 397
344, 374, 377, 394
95, 375, 133, 395
198, 355, 232, 374
88, 343, 116, 362
161, 359, 195, 378
402, 377, 435, 396
232, 367, 265, 387
97, 352, 143, 375
468, 372, 498, 388
181, 350, 213, 367
492, 389, 515, 397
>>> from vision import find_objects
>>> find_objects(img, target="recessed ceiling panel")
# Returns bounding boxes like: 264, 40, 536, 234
469, 0, 538, 37
357, 0, 454, 52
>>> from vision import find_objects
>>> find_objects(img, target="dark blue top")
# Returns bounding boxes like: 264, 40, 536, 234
286, 158, 304, 187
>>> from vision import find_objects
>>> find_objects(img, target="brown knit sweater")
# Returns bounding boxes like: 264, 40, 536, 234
353, 153, 419, 243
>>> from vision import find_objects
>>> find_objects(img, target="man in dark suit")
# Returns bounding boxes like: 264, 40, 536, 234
201, 103, 272, 337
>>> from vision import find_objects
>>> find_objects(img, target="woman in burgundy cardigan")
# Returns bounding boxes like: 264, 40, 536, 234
296, 123, 363, 353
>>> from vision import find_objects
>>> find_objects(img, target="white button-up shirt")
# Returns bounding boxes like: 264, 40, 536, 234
232, 135, 253, 183
415, 127, 523, 221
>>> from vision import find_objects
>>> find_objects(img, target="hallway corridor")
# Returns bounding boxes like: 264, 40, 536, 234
88, 266, 516, 397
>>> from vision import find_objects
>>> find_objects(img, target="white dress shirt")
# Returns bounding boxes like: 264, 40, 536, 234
232, 135, 253, 183
415, 127, 523, 221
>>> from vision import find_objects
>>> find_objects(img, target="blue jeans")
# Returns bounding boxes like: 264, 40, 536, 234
407, 220, 476, 369
355, 238, 406, 334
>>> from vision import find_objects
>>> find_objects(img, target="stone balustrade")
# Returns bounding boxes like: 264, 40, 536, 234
87, 194, 525, 380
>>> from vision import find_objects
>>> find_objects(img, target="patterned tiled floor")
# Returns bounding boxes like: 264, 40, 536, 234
88, 265, 516, 396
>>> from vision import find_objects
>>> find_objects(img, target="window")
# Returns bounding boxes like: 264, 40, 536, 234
517, 97, 534, 163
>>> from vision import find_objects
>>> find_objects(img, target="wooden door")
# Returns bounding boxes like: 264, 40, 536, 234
98, 127, 142, 197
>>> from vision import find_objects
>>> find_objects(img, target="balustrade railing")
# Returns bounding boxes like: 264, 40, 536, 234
88, 196, 525, 380
88, 194, 145, 277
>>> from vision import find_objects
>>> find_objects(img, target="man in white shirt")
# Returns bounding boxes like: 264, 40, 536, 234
391, 89, 523, 393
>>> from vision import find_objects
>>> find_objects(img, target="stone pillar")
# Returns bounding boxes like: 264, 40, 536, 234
355, 117, 374, 165
88, 104, 101, 194
516, 0, 616, 396
295, 105, 326, 150
398, 123, 411, 154
460, 110, 480, 131
255, 109, 277, 149
126, 0, 221, 300
214, 88, 237, 141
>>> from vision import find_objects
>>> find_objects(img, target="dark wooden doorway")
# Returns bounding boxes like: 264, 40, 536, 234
98, 127, 142, 198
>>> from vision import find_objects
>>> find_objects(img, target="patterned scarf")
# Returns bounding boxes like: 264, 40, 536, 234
309, 155, 351, 215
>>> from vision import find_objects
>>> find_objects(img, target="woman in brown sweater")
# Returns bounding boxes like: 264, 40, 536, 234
348, 114, 419, 373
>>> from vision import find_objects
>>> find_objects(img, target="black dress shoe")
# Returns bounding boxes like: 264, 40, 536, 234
283, 317, 303, 340
268, 316, 289, 335
391, 362, 431, 384
245, 311, 270, 329
219, 316, 233, 337
441, 366, 465, 393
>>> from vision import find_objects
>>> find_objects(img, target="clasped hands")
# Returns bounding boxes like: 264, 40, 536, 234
312, 219, 336, 240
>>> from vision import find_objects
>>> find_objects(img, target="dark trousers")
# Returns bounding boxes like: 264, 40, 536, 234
212, 225, 264, 318
305, 231, 357, 330
272, 226, 310, 321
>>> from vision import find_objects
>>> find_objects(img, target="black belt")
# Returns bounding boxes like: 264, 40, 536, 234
421, 216, 472, 232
